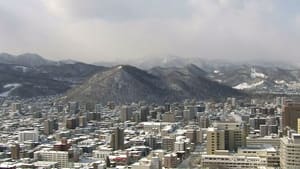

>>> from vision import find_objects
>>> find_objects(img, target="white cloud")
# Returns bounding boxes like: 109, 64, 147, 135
0, 0, 299, 63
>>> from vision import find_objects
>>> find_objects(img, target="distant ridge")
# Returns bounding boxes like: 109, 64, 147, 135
0, 53, 107, 98
66, 64, 243, 104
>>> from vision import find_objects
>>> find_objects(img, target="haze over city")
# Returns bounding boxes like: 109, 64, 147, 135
1, 0, 300, 63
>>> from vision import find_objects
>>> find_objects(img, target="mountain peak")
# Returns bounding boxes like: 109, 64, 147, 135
66, 65, 242, 104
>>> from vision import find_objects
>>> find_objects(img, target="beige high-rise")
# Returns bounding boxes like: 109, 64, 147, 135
280, 134, 300, 169
207, 123, 246, 154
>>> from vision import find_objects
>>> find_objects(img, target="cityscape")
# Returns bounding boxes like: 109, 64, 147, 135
0, 93, 299, 169
1, 1, 300, 169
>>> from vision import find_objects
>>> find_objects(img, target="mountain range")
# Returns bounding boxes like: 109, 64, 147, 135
0, 53, 106, 98
1, 53, 300, 102
66, 64, 242, 104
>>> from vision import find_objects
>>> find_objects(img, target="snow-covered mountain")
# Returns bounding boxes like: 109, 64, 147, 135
208, 65, 300, 94
66, 64, 242, 104
0, 53, 107, 98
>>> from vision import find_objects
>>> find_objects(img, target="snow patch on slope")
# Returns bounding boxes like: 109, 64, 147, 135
251, 72, 267, 79
0, 83, 22, 97
274, 80, 286, 84
233, 81, 264, 90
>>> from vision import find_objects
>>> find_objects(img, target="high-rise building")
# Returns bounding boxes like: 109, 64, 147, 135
280, 133, 300, 169
217, 123, 247, 152
66, 116, 78, 129
12, 103, 21, 113
79, 116, 87, 127
120, 106, 131, 122
162, 137, 175, 152
174, 139, 186, 152
163, 153, 177, 168
207, 127, 225, 155
282, 101, 300, 134
68, 101, 79, 114
198, 116, 210, 128
18, 129, 39, 142
183, 105, 198, 122
145, 135, 158, 150
110, 127, 124, 150
140, 106, 149, 122
44, 119, 58, 135
207, 123, 247, 154
10, 144, 20, 160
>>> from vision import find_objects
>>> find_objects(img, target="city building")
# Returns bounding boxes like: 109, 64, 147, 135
163, 153, 177, 168
207, 123, 246, 154
10, 144, 20, 160
162, 137, 175, 152
120, 106, 131, 122
237, 144, 279, 167
201, 154, 267, 168
18, 128, 39, 142
44, 119, 58, 135
110, 127, 124, 150
280, 133, 300, 169
34, 150, 70, 168
282, 101, 300, 134
11, 103, 21, 113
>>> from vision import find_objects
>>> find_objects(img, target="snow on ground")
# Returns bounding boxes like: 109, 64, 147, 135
230, 112, 242, 123
251, 72, 267, 79
213, 70, 220, 74
0, 83, 22, 97
233, 80, 264, 90
274, 80, 286, 84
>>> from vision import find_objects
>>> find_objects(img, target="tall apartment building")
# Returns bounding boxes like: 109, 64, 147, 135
12, 103, 21, 113
68, 101, 79, 114
10, 144, 20, 160
198, 116, 209, 128
44, 119, 58, 135
163, 153, 177, 168
282, 101, 300, 134
140, 106, 149, 122
280, 133, 300, 169
206, 127, 225, 155
207, 123, 247, 154
110, 127, 124, 150
162, 137, 175, 152
120, 106, 131, 122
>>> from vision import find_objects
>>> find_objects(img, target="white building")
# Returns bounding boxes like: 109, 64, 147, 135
201, 155, 267, 169
18, 128, 39, 142
93, 146, 113, 160
34, 150, 70, 168
131, 157, 162, 169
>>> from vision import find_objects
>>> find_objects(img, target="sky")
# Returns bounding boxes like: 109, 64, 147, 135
0, 0, 300, 63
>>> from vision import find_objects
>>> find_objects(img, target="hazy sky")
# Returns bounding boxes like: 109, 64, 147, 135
0, 0, 300, 63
